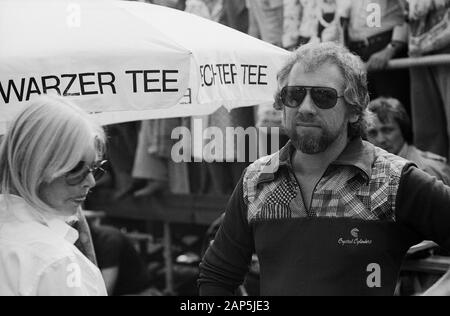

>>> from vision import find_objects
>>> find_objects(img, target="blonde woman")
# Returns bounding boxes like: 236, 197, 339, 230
0, 96, 107, 296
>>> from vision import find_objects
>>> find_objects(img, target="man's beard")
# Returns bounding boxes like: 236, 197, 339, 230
285, 114, 346, 154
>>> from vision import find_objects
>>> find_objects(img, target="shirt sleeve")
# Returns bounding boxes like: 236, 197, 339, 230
396, 165, 450, 249
198, 174, 255, 296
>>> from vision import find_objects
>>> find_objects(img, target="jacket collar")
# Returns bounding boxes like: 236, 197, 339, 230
256, 137, 376, 185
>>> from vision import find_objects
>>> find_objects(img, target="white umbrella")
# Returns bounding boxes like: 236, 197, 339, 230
0, 0, 289, 134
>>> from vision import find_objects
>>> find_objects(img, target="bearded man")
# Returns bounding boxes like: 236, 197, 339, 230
198, 42, 450, 296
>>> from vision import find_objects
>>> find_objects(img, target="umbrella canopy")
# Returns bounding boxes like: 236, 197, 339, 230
0, 0, 289, 134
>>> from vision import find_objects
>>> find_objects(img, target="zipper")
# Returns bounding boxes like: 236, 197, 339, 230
289, 167, 330, 217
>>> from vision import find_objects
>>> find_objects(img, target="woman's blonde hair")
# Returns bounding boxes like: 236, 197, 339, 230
0, 95, 106, 215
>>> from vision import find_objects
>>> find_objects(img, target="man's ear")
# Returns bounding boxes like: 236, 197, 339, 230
273, 92, 284, 111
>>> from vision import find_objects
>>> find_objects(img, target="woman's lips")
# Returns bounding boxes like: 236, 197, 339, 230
72, 196, 87, 204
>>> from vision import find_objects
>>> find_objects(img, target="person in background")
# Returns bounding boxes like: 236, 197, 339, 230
106, 122, 139, 199
283, 0, 343, 50
366, 97, 450, 185
246, 0, 289, 157
185, 0, 255, 194
246, 0, 284, 47
199, 42, 450, 296
0, 95, 107, 296
130, 0, 191, 198
220, 0, 256, 193
89, 224, 155, 296
222, 0, 249, 32
404, 0, 450, 160
132, 118, 190, 197
106, 1, 155, 200
133, 0, 255, 197
340, 0, 411, 111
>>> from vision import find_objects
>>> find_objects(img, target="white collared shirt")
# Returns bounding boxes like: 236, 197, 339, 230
0, 195, 107, 296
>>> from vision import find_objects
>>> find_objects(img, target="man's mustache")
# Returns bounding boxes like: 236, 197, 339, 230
295, 113, 322, 126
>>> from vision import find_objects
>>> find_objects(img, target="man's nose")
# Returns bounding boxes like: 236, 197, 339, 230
297, 92, 317, 114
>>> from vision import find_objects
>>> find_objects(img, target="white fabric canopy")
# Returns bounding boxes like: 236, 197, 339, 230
0, 0, 289, 134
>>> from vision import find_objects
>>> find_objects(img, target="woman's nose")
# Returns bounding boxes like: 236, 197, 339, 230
82, 172, 96, 189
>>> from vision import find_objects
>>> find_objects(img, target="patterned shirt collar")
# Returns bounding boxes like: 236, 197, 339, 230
257, 137, 376, 185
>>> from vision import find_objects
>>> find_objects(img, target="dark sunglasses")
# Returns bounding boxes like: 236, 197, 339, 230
65, 160, 107, 186
280, 86, 344, 110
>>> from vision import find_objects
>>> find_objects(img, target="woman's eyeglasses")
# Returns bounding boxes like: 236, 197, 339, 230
65, 160, 107, 186
280, 86, 344, 110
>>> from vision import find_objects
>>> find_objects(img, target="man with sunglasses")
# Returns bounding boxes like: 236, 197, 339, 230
199, 42, 450, 296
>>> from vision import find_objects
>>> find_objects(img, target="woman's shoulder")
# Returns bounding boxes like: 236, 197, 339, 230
0, 221, 105, 296
0, 220, 77, 263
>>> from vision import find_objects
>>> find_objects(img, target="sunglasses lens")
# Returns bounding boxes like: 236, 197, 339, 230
66, 170, 90, 186
93, 168, 105, 181
311, 87, 338, 109
65, 161, 107, 185
65, 173, 86, 186
67, 161, 85, 175
281, 87, 307, 108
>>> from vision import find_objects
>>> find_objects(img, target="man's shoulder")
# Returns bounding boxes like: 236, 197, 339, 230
373, 145, 407, 163
244, 152, 281, 180
406, 146, 450, 184
406, 145, 449, 169
247, 151, 279, 169
242, 151, 283, 201
372, 145, 412, 176
414, 147, 448, 164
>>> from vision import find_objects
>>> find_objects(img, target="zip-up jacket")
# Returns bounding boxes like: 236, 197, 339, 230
199, 138, 450, 296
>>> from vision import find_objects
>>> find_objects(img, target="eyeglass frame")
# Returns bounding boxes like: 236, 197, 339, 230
280, 85, 345, 110
64, 160, 108, 186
